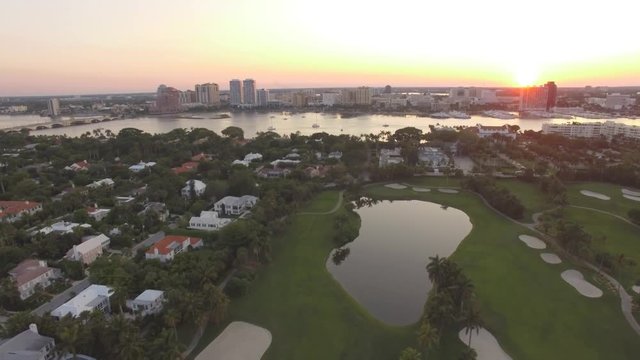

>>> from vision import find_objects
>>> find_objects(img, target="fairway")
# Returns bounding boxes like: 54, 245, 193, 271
567, 181, 640, 219
496, 179, 554, 222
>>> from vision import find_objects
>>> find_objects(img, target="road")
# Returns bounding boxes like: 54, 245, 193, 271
31, 278, 91, 317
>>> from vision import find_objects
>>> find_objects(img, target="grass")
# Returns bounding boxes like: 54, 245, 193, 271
299, 190, 341, 213
496, 179, 553, 222
564, 207, 640, 289
566, 181, 640, 219
365, 184, 640, 360
192, 185, 640, 360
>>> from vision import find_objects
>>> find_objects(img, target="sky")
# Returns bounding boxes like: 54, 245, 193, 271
1, 0, 639, 96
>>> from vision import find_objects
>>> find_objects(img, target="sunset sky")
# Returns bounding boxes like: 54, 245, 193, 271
2, 0, 639, 96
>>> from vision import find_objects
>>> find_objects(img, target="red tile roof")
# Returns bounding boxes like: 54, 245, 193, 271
172, 161, 199, 175
9, 259, 53, 287
146, 235, 201, 255
0, 201, 41, 219
191, 153, 209, 162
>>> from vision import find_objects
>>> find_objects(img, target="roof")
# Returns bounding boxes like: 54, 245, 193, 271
73, 236, 104, 255
0, 201, 41, 219
146, 235, 201, 255
0, 328, 54, 359
191, 153, 210, 161
215, 195, 258, 207
134, 289, 164, 302
182, 180, 206, 191
172, 161, 199, 174
9, 260, 52, 287
51, 285, 113, 318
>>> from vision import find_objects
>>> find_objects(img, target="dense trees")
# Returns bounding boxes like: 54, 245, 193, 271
463, 177, 524, 219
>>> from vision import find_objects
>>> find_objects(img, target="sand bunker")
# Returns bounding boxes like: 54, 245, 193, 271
540, 253, 562, 264
518, 235, 547, 249
622, 189, 640, 197
561, 270, 603, 298
623, 194, 640, 202
580, 190, 610, 200
195, 321, 272, 360
458, 328, 512, 360
438, 189, 459, 194
385, 183, 407, 190
412, 187, 430, 192
632, 285, 640, 294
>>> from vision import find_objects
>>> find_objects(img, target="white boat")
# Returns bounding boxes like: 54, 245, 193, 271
267, 126, 276, 131
430, 112, 450, 119
482, 110, 517, 120
448, 111, 471, 119
312, 123, 320, 128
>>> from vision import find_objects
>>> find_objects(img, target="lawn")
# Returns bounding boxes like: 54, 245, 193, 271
567, 181, 640, 219
192, 186, 640, 360
299, 190, 341, 213
365, 184, 640, 360
496, 179, 553, 222
564, 207, 640, 289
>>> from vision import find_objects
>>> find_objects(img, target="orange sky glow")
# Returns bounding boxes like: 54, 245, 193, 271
1, 0, 639, 96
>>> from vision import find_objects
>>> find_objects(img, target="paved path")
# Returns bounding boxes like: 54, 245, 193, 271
31, 278, 91, 316
298, 190, 345, 215
569, 205, 640, 231
473, 193, 640, 337
182, 269, 238, 359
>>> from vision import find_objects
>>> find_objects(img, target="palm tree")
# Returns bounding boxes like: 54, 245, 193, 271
452, 276, 474, 314
398, 347, 422, 360
417, 320, 440, 349
164, 308, 181, 339
427, 255, 447, 292
458, 347, 478, 360
57, 321, 81, 359
462, 305, 483, 347
117, 328, 145, 360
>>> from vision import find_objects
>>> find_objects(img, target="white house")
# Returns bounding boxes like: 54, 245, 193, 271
86, 207, 111, 221
9, 260, 61, 300
476, 124, 516, 139
126, 289, 165, 316
379, 148, 404, 167
39, 221, 83, 235
244, 153, 263, 162
66, 234, 109, 265
0, 324, 55, 360
328, 151, 343, 160
51, 285, 114, 318
189, 211, 232, 231
232, 159, 250, 167
86, 178, 114, 189
128, 161, 156, 173
181, 180, 206, 198
214, 195, 259, 215
145, 235, 203, 262
418, 147, 449, 167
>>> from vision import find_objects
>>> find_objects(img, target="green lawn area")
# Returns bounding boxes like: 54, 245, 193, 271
567, 181, 640, 219
192, 186, 640, 360
496, 179, 553, 222
299, 190, 341, 213
365, 185, 640, 360
564, 207, 640, 289
403, 176, 462, 189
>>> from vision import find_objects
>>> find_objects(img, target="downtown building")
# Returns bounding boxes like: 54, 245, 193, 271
47, 98, 60, 117
341, 87, 372, 106
229, 79, 243, 106
542, 121, 640, 140
519, 81, 557, 111
242, 79, 257, 106
195, 83, 220, 105
257, 89, 270, 107
154, 85, 181, 113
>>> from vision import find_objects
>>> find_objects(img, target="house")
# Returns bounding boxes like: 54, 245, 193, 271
476, 124, 516, 139
145, 235, 203, 262
256, 167, 290, 178
328, 151, 343, 160
65, 160, 89, 172
86, 207, 111, 221
214, 195, 258, 215
128, 161, 156, 173
0, 201, 42, 223
304, 165, 331, 178
243, 153, 262, 162
115, 196, 136, 205
39, 221, 84, 235
232, 159, 250, 167
270, 159, 300, 167
418, 147, 449, 167
285, 152, 301, 160
379, 148, 404, 167
9, 260, 61, 300
0, 324, 55, 360
189, 211, 232, 231
181, 180, 206, 198
51, 285, 114, 318
126, 290, 165, 316
139, 202, 169, 222
86, 178, 114, 189
191, 153, 212, 162
66, 234, 109, 265
172, 161, 199, 175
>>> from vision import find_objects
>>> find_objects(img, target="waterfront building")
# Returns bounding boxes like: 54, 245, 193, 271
47, 98, 60, 117
257, 89, 270, 107
242, 79, 257, 106
292, 92, 308, 107
195, 83, 220, 105
542, 121, 640, 140
179, 90, 197, 104
519, 81, 557, 111
155, 85, 181, 113
476, 124, 516, 139
321, 92, 340, 106
604, 93, 636, 110
229, 79, 243, 106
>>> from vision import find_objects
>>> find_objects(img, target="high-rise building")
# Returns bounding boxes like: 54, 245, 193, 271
384, 85, 392, 94
242, 79, 256, 106
179, 90, 196, 104
257, 89, 270, 107
155, 85, 181, 113
520, 82, 557, 111
47, 98, 60, 117
229, 79, 243, 106
292, 92, 308, 107
195, 83, 220, 105
354, 86, 371, 105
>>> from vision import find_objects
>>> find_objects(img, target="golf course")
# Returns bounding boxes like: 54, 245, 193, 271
192, 178, 640, 360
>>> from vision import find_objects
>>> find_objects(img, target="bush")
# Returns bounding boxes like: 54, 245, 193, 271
463, 177, 525, 219
225, 276, 251, 298
628, 209, 640, 225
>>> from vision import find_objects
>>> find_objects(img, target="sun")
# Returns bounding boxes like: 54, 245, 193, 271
515, 65, 540, 86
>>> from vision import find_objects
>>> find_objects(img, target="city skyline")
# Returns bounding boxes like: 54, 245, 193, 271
2, 0, 640, 96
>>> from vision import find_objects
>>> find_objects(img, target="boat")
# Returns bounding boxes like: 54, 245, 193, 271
430, 112, 450, 119
448, 111, 471, 119
382, 124, 390, 127
312, 123, 320, 128
482, 110, 517, 120
267, 126, 276, 131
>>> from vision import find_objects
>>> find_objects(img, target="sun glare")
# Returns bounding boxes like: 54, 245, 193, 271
515, 65, 539, 87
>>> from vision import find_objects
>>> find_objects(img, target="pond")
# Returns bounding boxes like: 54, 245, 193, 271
326, 200, 472, 325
